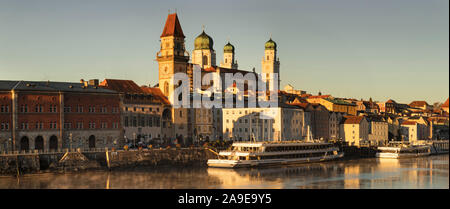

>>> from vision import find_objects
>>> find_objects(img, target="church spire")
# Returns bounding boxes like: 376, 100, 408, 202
160, 13, 185, 38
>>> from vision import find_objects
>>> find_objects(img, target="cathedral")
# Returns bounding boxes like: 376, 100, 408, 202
154, 13, 303, 143
156, 13, 280, 100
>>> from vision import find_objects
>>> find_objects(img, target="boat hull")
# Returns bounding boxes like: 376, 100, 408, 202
207, 153, 344, 168
376, 152, 430, 159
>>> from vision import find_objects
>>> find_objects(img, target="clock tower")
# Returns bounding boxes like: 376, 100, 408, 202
157, 13, 189, 98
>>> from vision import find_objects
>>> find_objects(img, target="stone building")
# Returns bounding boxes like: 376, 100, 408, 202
366, 116, 389, 145
307, 96, 357, 116
329, 112, 345, 140
222, 105, 305, 141
309, 103, 330, 140
340, 116, 369, 146
0, 80, 122, 152
99, 79, 171, 145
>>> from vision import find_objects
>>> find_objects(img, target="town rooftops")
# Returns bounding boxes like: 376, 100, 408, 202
140, 86, 170, 105
99, 79, 144, 94
0, 80, 116, 94
442, 98, 449, 108
160, 13, 185, 38
324, 98, 356, 106
289, 102, 311, 110
386, 99, 397, 104
342, 116, 365, 124
401, 120, 417, 126
307, 95, 331, 99
409, 101, 429, 107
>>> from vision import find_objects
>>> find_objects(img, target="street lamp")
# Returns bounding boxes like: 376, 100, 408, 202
8, 138, 12, 152
69, 133, 73, 150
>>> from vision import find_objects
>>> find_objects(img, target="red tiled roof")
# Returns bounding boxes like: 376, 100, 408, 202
290, 102, 310, 109
401, 120, 417, 125
409, 101, 429, 107
99, 79, 144, 93
202, 67, 217, 72
141, 86, 170, 105
386, 99, 397, 104
342, 116, 365, 124
160, 13, 185, 38
307, 95, 331, 99
442, 98, 449, 108
300, 94, 312, 98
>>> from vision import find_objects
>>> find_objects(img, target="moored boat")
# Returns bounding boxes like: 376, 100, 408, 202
376, 144, 431, 159
207, 141, 344, 168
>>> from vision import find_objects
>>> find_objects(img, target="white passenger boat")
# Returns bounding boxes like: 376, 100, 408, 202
376, 145, 431, 159
207, 141, 344, 168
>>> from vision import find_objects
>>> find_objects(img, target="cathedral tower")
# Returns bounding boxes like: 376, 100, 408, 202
192, 29, 216, 69
157, 13, 189, 97
261, 38, 280, 91
220, 42, 238, 69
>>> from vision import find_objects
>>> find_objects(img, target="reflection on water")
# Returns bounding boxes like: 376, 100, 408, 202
0, 155, 448, 189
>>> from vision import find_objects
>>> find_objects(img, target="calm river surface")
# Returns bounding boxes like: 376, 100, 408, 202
0, 155, 448, 189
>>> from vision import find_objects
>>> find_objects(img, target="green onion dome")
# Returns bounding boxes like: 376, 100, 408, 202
194, 31, 214, 50
265, 38, 277, 50
223, 42, 235, 53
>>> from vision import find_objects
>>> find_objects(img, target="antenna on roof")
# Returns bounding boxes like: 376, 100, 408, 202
202, 24, 205, 31
270, 33, 272, 39
168, 9, 171, 14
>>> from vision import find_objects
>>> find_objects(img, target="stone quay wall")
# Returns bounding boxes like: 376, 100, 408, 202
0, 148, 215, 175
0, 154, 40, 175
107, 148, 216, 168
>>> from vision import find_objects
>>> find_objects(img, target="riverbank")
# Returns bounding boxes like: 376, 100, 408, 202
0, 148, 217, 176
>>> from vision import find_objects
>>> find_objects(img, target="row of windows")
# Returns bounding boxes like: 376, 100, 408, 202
18, 122, 57, 130
17, 105, 118, 113
226, 127, 274, 133
124, 107, 160, 113
0, 122, 9, 130
124, 116, 161, 128
66, 106, 119, 113
0, 105, 10, 113
10, 122, 119, 130
226, 118, 273, 124
256, 152, 333, 160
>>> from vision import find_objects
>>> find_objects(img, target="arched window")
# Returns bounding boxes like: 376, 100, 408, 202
164, 82, 169, 95
202, 55, 208, 66
225, 58, 228, 63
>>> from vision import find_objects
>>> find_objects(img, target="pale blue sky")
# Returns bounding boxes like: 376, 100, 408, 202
0, 0, 448, 104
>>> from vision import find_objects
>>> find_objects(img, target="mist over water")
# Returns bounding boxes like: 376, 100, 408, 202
0, 155, 448, 189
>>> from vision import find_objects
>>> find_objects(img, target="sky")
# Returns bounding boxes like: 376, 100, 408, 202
0, 0, 448, 104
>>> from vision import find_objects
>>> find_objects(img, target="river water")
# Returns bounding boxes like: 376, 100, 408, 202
0, 155, 448, 189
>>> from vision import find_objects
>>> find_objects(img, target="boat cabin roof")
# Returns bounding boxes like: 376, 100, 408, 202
232, 141, 331, 148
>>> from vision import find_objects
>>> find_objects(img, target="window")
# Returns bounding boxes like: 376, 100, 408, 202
35, 105, 43, 112
0, 105, 9, 113
202, 55, 208, 65
1, 123, 9, 130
